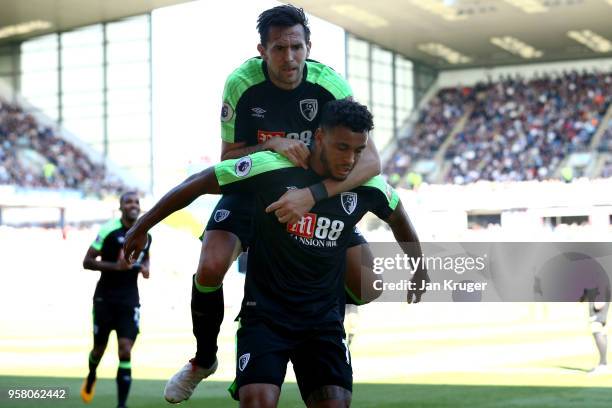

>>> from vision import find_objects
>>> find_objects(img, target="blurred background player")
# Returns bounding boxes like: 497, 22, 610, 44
163, 5, 381, 403
80, 191, 151, 408
588, 301, 610, 374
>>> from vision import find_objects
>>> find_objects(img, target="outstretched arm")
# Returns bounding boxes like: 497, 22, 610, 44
385, 201, 429, 303
266, 137, 381, 224
124, 167, 220, 261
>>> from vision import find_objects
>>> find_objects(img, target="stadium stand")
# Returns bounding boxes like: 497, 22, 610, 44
386, 70, 612, 186
597, 119, 612, 179
0, 97, 130, 197
385, 87, 471, 179
601, 156, 612, 178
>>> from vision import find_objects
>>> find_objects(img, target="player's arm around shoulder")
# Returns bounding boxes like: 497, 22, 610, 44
221, 137, 310, 169
215, 151, 295, 189
264, 132, 381, 225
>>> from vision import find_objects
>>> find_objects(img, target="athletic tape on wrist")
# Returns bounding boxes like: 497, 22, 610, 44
308, 182, 328, 203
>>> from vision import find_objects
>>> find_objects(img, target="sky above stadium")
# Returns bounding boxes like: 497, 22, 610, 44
151, 0, 345, 194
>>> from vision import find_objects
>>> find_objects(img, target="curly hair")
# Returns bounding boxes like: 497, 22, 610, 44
320, 99, 374, 133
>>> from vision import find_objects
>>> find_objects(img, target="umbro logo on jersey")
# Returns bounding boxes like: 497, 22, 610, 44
286, 186, 297, 190
251, 107, 266, 118
235, 156, 252, 177
118, 236, 125, 244
214, 209, 230, 222
341, 192, 358, 215
238, 353, 250, 372
299, 99, 318, 121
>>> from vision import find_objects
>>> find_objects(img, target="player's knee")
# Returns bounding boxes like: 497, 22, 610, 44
306, 386, 351, 408
238, 384, 279, 408
118, 348, 131, 360
196, 258, 229, 286
92, 344, 106, 358
197, 231, 242, 286
592, 321, 605, 334
117, 340, 133, 360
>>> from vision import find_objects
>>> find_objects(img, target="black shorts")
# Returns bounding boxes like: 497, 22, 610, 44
229, 319, 352, 402
92, 299, 140, 345
204, 194, 255, 250
205, 195, 367, 251
590, 302, 610, 325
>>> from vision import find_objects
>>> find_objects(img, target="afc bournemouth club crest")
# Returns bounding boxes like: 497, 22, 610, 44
238, 353, 250, 372
299, 99, 318, 121
214, 209, 230, 222
341, 192, 358, 215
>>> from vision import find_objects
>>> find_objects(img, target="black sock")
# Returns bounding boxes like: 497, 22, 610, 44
192, 275, 224, 368
86, 351, 100, 392
116, 359, 132, 407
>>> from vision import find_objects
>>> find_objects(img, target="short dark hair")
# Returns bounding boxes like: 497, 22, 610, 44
257, 4, 310, 46
320, 99, 374, 133
119, 191, 139, 204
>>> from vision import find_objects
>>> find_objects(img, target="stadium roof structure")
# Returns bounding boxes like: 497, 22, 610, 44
0, 0, 192, 43
2, 0, 611, 69
291, 0, 612, 69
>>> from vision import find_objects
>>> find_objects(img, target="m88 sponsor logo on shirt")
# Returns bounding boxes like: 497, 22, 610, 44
257, 130, 285, 143
257, 130, 313, 145
287, 213, 345, 247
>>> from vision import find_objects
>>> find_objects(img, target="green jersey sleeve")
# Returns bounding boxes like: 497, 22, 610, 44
214, 151, 295, 194
362, 176, 400, 220
220, 58, 266, 143
91, 219, 122, 251
306, 61, 353, 100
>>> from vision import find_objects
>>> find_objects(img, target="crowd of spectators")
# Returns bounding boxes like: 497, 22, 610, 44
446, 71, 611, 184
0, 98, 130, 197
384, 87, 470, 181
385, 70, 612, 186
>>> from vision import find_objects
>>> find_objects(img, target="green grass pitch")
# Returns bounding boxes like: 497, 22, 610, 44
1, 376, 612, 408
